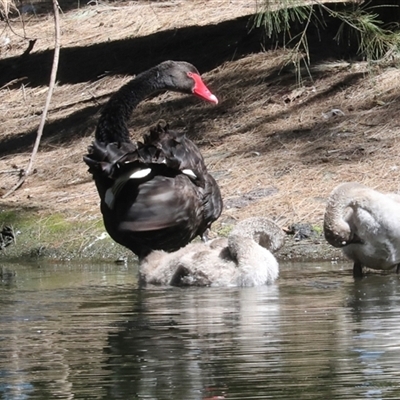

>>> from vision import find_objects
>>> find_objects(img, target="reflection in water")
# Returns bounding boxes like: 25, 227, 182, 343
343, 275, 400, 399
0, 260, 400, 399
105, 285, 282, 400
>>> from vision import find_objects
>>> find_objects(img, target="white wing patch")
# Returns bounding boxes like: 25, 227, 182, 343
130, 168, 151, 179
182, 169, 197, 180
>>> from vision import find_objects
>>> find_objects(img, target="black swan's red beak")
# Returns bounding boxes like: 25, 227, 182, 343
188, 72, 218, 104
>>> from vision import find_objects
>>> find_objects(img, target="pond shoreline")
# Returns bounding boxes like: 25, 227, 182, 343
0, 211, 344, 265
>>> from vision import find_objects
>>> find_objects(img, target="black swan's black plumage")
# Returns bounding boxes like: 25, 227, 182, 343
84, 61, 222, 258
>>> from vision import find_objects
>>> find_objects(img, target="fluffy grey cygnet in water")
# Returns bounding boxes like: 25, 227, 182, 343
324, 182, 400, 277
140, 217, 285, 287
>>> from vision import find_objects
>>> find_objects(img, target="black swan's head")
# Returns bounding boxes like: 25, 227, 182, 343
157, 61, 218, 104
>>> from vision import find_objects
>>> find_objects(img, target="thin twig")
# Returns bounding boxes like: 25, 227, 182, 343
0, 77, 27, 90
2, 0, 61, 199
2, 0, 30, 40
0, 169, 24, 175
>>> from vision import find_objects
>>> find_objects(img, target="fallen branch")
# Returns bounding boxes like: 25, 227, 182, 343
2, 0, 61, 199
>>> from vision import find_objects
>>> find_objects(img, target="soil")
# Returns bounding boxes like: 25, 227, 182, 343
0, 0, 399, 264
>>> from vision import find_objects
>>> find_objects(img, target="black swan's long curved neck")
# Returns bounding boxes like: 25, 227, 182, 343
94, 60, 218, 144
95, 68, 168, 144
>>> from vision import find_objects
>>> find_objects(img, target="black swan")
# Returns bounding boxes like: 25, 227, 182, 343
84, 61, 222, 258
324, 182, 400, 277
140, 217, 285, 287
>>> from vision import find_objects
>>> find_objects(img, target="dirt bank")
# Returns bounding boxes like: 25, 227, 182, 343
0, 1, 399, 264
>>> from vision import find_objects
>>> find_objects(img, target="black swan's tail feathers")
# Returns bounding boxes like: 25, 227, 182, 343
83, 121, 206, 188
83, 141, 137, 178
143, 120, 207, 187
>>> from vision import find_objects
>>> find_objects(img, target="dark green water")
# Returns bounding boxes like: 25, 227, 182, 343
0, 260, 400, 399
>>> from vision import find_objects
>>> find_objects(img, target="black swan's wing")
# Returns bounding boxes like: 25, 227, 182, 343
117, 175, 203, 232
103, 174, 206, 255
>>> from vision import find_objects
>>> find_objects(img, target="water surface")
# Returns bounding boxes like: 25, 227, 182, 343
1, 259, 400, 399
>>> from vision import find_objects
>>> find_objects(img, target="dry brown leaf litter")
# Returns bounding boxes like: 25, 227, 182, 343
0, 1, 399, 235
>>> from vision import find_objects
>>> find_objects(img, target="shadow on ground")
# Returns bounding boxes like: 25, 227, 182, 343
0, 15, 264, 88
0, 5, 366, 156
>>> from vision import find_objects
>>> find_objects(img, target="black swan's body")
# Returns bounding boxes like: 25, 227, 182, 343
84, 61, 222, 258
